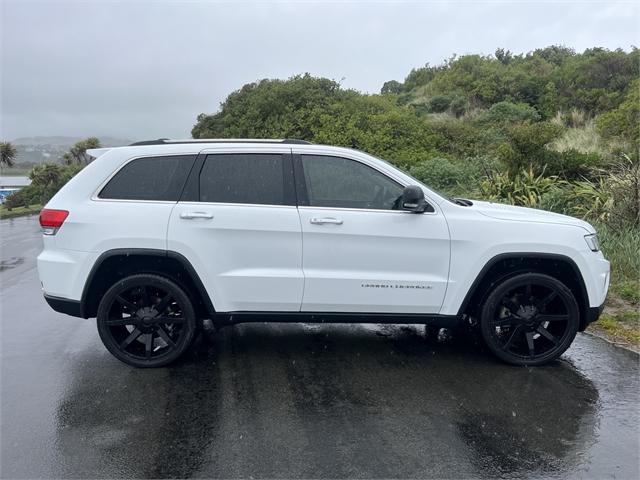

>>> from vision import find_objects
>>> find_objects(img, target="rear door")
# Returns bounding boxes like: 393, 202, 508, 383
294, 151, 450, 314
167, 146, 304, 312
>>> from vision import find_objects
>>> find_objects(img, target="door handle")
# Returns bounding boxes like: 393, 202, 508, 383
180, 211, 214, 220
310, 217, 343, 225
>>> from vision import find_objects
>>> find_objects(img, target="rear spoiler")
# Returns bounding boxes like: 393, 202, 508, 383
86, 148, 112, 159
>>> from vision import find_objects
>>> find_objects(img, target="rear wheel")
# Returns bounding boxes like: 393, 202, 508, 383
480, 273, 579, 366
97, 274, 196, 368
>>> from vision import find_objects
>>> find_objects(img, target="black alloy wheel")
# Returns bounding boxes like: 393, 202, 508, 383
97, 274, 196, 368
480, 273, 579, 366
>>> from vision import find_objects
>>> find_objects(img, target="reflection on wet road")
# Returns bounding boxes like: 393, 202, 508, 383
1, 216, 639, 479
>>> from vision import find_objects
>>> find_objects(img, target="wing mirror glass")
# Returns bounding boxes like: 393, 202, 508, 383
402, 185, 431, 213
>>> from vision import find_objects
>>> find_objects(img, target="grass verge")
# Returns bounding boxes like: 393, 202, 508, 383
591, 224, 640, 351
0, 204, 42, 220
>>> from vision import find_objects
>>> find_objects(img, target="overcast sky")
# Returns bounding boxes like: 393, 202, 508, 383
1, 0, 638, 142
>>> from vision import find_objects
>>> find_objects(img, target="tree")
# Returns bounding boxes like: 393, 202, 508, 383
381, 80, 403, 95
596, 79, 640, 148
0, 141, 17, 173
63, 137, 101, 165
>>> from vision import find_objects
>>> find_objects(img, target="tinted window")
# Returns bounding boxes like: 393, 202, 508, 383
199, 154, 287, 205
301, 155, 404, 210
99, 155, 194, 201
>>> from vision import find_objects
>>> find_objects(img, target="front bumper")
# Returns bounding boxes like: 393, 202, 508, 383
584, 302, 605, 328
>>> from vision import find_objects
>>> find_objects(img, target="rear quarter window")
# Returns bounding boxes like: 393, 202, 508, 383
99, 155, 195, 201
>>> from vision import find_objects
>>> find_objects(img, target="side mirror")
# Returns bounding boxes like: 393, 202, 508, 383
402, 185, 429, 213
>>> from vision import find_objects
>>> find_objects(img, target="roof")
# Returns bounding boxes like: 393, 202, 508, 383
129, 138, 312, 146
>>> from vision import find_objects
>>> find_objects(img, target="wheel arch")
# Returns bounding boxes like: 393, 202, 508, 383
81, 248, 215, 319
457, 253, 591, 331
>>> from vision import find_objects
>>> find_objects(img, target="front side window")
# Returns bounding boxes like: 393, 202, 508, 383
199, 154, 287, 205
99, 155, 195, 201
301, 155, 404, 210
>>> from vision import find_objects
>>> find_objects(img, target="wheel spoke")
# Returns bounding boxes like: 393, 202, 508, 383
154, 293, 173, 315
106, 318, 138, 327
120, 328, 142, 349
538, 291, 557, 310
145, 333, 154, 358
502, 324, 524, 350
115, 295, 138, 312
525, 284, 532, 300
156, 326, 176, 348
141, 286, 151, 307
536, 326, 559, 345
525, 331, 535, 357
537, 314, 569, 323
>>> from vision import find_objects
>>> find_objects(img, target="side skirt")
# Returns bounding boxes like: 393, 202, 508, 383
213, 312, 462, 328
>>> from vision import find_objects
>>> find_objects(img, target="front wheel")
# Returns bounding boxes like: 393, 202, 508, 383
480, 273, 579, 366
97, 274, 197, 368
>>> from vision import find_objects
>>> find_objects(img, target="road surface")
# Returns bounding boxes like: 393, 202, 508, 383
1, 215, 638, 479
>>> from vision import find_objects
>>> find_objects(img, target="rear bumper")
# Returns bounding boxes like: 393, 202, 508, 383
44, 294, 84, 318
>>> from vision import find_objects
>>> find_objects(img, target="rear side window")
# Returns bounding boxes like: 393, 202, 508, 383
199, 154, 288, 205
99, 155, 195, 201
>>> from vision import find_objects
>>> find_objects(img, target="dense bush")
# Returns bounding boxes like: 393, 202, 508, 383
478, 168, 564, 208
409, 157, 468, 194
596, 79, 640, 148
498, 121, 564, 173
428, 95, 451, 113
543, 149, 604, 179
478, 101, 541, 125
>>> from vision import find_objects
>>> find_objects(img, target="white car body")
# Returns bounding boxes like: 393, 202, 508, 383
37, 140, 610, 367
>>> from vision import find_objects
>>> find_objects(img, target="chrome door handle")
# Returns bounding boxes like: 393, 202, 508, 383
310, 217, 343, 225
180, 211, 213, 220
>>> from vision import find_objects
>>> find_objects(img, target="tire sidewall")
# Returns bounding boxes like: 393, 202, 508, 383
480, 273, 580, 366
97, 274, 196, 368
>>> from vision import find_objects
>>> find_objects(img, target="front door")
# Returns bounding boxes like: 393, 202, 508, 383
295, 153, 450, 314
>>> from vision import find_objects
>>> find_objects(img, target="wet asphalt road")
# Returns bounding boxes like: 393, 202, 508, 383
1, 215, 639, 479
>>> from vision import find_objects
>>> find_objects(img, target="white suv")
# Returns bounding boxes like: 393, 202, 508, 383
37, 139, 610, 367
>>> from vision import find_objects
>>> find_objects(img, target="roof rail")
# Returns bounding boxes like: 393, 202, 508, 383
128, 138, 312, 146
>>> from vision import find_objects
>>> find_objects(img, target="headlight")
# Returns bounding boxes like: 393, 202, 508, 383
584, 233, 600, 252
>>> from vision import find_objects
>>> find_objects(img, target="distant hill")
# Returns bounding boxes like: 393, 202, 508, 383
8, 136, 131, 165
11, 136, 131, 147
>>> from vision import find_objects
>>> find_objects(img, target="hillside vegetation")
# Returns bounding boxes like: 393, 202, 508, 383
193, 46, 639, 346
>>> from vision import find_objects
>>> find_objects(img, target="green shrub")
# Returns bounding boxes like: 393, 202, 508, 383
597, 223, 640, 284
543, 149, 604, 179
479, 168, 565, 208
449, 94, 468, 117
409, 157, 470, 195
596, 79, 640, 148
479, 101, 541, 126
499, 121, 565, 173
428, 95, 452, 113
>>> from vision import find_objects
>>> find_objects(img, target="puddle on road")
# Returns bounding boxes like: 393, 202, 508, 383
0, 257, 25, 271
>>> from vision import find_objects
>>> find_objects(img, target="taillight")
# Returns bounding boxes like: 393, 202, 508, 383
39, 209, 69, 235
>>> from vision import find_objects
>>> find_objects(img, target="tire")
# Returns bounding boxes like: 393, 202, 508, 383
97, 274, 197, 368
480, 273, 579, 366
